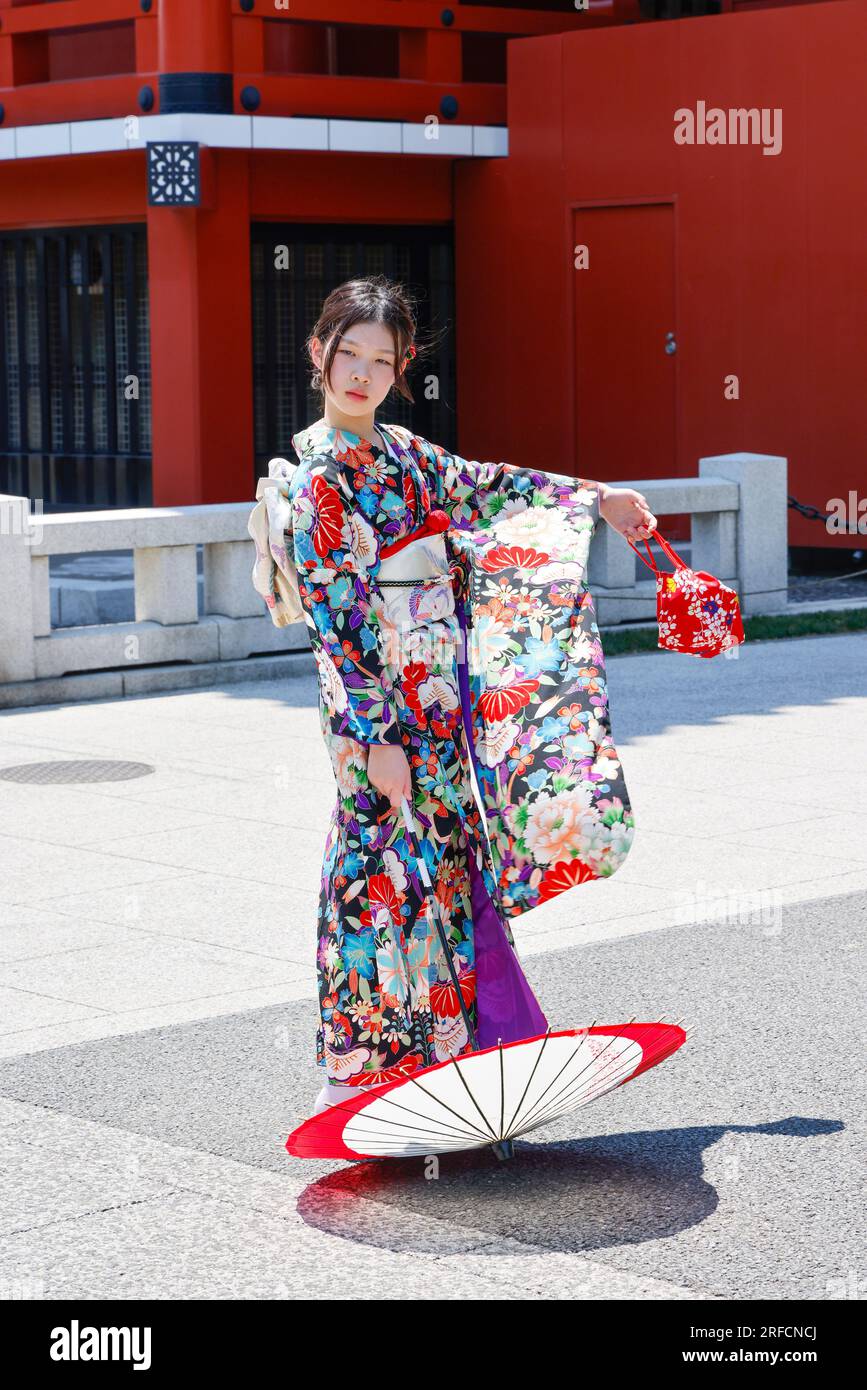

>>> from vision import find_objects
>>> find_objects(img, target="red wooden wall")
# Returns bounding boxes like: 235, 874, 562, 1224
454, 0, 867, 548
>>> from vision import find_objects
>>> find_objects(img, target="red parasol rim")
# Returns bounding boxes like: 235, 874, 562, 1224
285, 1022, 687, 1163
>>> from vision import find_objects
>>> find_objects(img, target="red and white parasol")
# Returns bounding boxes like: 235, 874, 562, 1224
286, 1019, 690, 1162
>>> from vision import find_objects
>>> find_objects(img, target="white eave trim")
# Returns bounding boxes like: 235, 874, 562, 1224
0, 113, 509, 161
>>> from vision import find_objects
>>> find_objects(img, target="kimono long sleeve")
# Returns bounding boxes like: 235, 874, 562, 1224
418, 441, 601, 535
290, 456, 403, 747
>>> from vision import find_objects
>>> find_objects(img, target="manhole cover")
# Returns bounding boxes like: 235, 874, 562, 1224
0, 760, 155, 784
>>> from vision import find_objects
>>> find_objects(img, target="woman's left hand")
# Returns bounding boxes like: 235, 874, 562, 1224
599, 485, 657, 543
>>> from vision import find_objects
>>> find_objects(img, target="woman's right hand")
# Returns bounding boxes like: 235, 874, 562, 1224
367, 743, 413, 814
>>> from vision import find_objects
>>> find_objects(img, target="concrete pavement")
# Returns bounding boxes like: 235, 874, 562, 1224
0, 631, 864, 1299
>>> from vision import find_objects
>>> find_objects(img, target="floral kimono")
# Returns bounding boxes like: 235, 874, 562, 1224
287, 418, 635, 1091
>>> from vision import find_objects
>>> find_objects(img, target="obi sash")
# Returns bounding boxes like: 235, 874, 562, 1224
374, 509, 457, 628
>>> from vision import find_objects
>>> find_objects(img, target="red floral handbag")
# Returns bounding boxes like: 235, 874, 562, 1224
625, 529, 745, 658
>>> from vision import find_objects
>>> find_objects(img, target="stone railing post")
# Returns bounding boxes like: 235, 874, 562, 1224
134, 544, 199, 624
203, 541, 265, 618
697, 452, 788, 615
0, 494, 37, 682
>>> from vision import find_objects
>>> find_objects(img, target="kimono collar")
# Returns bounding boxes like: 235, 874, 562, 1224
291, 416, 398, 465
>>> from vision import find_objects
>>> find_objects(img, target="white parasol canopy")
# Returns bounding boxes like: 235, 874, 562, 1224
287, 1019, 690, 1162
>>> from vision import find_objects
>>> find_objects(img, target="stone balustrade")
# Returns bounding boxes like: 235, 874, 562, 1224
0, 451, 787, 707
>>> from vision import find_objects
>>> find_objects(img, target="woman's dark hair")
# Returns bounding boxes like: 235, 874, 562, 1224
306, 275, 436, 405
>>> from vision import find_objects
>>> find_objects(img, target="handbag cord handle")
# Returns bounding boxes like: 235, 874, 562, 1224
624, 528, 689, 575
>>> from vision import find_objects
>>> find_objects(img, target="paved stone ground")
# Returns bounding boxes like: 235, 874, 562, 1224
0, 631, 864, 1300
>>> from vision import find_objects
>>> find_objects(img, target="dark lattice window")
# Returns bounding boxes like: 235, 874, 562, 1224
0, 225, 151, 510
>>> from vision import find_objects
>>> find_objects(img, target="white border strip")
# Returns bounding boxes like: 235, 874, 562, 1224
0, 113, 508, 161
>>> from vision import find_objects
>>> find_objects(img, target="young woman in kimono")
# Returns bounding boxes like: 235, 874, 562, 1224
287, 278, 657, 1116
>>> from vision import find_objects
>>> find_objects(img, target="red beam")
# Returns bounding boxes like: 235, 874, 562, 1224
0, 0, 142, 35
0, 149, 144, 226
250, 149, 453, 221
230, 0, 607, 36
0, 73, 151, 124
234, 72, 506, 123
0, 69, 509, 126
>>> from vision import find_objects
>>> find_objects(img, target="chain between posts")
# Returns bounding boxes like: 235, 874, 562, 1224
787, 494, 837, 523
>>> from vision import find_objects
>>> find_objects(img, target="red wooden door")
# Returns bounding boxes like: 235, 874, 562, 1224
573, 202, 677, 483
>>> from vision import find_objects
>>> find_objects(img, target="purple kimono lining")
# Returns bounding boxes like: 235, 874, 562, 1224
456, 597, 549, 1048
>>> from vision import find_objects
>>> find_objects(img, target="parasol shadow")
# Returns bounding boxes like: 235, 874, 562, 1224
294, 1114, 842, 1258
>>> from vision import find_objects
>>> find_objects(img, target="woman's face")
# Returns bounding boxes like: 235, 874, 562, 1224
312, 320, 399, 420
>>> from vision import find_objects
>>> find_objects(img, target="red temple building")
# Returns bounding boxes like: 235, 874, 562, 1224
0, 0, 861, 553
